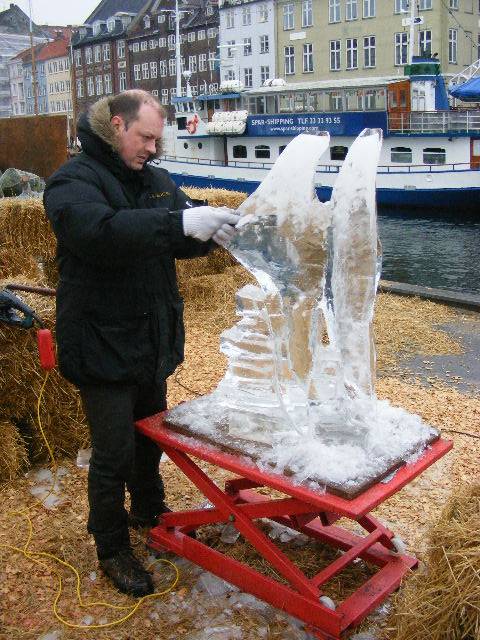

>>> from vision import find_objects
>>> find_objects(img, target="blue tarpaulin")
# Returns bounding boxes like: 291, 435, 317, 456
449, 77, 480, 102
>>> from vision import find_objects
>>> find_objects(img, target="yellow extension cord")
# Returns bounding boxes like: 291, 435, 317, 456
1, 370, 180, 630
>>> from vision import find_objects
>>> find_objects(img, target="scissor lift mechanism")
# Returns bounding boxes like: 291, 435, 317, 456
136, 413, 452, 640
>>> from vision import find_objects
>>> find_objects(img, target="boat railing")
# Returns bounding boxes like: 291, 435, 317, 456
159, 155, 476, 173
389, 110, 480, 134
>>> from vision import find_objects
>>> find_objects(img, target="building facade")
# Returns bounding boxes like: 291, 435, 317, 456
0, 3, 49, 117
127, 0, 220, 121
45, 35, 73, 117
219, 0, 276, 89
274, 0, 480, 83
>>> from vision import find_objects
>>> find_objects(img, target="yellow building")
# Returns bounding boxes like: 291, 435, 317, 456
44, 35, 73, 118
274, 0, 479, 82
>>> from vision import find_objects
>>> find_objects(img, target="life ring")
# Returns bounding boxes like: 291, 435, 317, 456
186, 114, 199, 134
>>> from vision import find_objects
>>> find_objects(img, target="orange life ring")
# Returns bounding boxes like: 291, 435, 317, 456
186, 114, 199, 134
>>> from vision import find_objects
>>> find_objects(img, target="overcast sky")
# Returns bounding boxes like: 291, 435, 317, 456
8, 0, 100, 26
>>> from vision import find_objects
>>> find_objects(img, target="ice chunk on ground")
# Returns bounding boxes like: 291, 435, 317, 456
38, 632, 62, 640
195, 572, 239, 597
76, 448, 91, 469
220, 523, 241, 544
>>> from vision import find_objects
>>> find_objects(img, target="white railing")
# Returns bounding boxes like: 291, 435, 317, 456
389, 110, 480, 133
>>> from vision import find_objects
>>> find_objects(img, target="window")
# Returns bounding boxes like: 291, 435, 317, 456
119, 71, 127, 91
169, 15, 175, 29
255, 145, 270, 159
94, 45, 101, 62
259, 3, 268, 21
152, 89, 158, 96
260, 66, 270, 84
391, 146, 412, 163
346, 38, 358, 68
449, 0, 458, 7
188, 32, 195, 43
233, 145, 247, 158
158, 13, 165, 23
419, 0, 432, 8
189, 55, 197, 72
169, 58, 176, 75
394, 0, 408, 11
95, 75, 103, 95
104, 73, 112, 94
303, 44, 314, 72
198, 30, 206, 40
141, 40, 148, 51
419, 30, 432, 56
243, 37, 252, 56
76, 79, 84, 97
226, 10, 234, 28
144, 15, 150, 28
85, 47, 92, 64
302, 0, 313, 26
283, 3, 294, 29
329, 0, 341, 22
285, 46, 295, 74
227, 40, 236, 57
330, 40, 341, 70
395, 32, 408, 64
59, 80, 65, 92
159, 60, 167, 76
150, 61, 158, 78
199, 53, 207, 71
208, 51, 216, 70
133, 42, 140, 52
159, 37, 166, 47
134, 64, 141, 80
107, 17, 116, 31
363, 0, 375, 17
364, 35, 376, 67
103, 43, 110, 61
87, 77, 94, 96
449, 28, 457, 62
330, 146, 348, 160
206, 3, 213, 15
260, 35, 269, 53
207, 28, 218, 39
423, 147, 446, 164
117, 40, 125, 58
242, 6, 251, 25
142, 62, 149, 79
168, 35, 175, 50
346, 0, 358, 20
161, 88, 168, 105
244, 67, 253, 87
226, 69, 235, 81
75, 50, 82, 67
149, 39, 157, 49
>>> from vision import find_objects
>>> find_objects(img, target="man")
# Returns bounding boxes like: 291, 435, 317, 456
44, 90, 238, 597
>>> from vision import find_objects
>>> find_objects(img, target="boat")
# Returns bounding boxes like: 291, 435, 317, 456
154, 56, 480, 211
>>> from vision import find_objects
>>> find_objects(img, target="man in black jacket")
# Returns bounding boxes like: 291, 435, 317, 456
44, 90, 238, 596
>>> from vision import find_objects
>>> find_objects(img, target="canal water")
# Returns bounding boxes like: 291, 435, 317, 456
377, 208, 480, 296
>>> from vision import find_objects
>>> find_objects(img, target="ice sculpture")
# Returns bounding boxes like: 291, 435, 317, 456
167, 130, 438, 496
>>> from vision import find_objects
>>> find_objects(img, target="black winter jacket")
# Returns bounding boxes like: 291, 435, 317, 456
44, 107, 210, 387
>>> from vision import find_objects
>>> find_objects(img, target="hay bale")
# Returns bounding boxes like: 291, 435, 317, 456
0, 419, 28, 482
0, 284, 88, 464
392, 484, 480, 640
183, 187, 248, 210
176, 247, 238, 283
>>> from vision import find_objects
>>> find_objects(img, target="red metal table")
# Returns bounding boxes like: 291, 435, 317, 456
136, 412, 452, 640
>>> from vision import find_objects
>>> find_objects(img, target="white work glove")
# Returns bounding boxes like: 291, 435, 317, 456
182, 206, 239, 242
212, 222, 236, 247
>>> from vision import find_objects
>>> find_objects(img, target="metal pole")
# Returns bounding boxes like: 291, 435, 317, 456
175, 0, 181, 97
28, 0, 38, 115
408, 0, 415, 65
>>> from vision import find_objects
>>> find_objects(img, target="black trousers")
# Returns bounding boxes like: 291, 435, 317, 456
80, 380, 166, 560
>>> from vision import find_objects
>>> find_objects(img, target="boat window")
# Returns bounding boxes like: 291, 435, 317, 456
198, 143, 203, 149
266, 95, 277, 114
279, 93, 293, 113
305, 92, 317, 112
255, 145, 271, 159
330, 146, 348, 160
279, 145, 287, 155
233, 145, 248, 158
364, 90, 376, 110
391, 146, 412, 163
177, 117, 187, 130
423, 147, 446, 165
256, 96, 266, 114
327, 91, 343, 111
345, 89, 360, 111
294, 92, 304, 112
183, 143, 189, 149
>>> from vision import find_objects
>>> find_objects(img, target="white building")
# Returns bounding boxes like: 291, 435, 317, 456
219, 0, 276, 90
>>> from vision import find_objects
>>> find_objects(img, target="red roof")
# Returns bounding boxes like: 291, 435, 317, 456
36, 36, 71, 62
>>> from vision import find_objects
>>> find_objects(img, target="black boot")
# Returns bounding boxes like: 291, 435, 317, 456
99, 548, 154, 597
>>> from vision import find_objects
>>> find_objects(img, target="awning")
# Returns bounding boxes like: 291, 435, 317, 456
449, 77, 480, 102
197, 93, 241, 101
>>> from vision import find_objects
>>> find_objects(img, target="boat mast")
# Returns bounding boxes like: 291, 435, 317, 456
408, 0, 415, 64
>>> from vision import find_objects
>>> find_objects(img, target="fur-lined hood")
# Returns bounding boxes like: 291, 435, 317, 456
86, 96, 163, 159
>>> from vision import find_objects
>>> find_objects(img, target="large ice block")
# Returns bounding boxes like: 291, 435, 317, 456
167, 131, 439, 495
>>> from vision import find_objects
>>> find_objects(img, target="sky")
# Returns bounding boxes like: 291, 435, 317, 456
6, 0, 101, 26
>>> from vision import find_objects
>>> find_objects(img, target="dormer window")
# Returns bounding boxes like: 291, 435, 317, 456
206, 4, 213, 15
121, 15, 133, 28
144, 15, 151, 29
92, 21, 104, 36
107, 17, 116, 32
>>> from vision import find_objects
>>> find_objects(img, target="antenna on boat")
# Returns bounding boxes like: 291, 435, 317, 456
401, 0, 424, 64
159, 0, 192, 97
